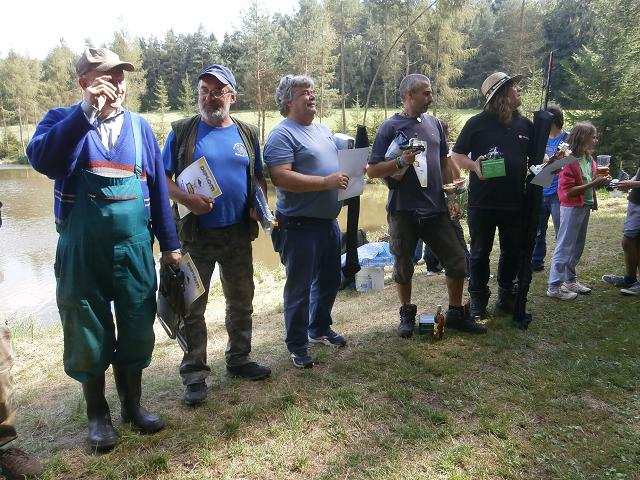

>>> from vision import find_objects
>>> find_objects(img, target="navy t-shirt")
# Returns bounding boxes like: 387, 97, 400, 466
453, 110, 534, 210
163, 121, 263, 228
369, 113, 448, 216
263, 118, 341, 219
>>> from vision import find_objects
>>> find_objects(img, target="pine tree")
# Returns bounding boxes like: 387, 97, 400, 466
177, 73, 195, 115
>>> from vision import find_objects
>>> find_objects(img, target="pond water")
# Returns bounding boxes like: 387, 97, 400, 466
0, 166, 390, 326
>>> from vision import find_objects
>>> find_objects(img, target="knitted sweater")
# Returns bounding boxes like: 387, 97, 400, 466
27, 104, 180, 252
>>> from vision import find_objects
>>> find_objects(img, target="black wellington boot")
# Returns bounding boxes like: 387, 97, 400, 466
495, 287, 515, 314
397, 304, 417, 338
82, 375, 118, 451
113, 367, 166, 434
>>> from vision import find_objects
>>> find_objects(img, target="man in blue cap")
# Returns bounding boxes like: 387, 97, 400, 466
163, 64, 271, 406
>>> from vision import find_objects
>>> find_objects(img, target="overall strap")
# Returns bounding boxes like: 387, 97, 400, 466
130, 112, 143, 178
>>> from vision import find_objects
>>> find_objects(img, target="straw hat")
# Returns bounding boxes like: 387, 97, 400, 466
481, 72, 523, 105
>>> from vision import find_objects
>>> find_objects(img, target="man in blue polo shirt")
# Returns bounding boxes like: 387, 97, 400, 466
163, 65, 271, 406
264, 74, 349, 369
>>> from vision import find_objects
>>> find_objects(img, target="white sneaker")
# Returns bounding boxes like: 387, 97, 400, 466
547, 286, 578, 300
563, 281, 592, 295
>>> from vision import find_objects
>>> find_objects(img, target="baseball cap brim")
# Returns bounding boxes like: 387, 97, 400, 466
94, 61, 135, 73
198, 71, 231, 86
484, 74, 523, 106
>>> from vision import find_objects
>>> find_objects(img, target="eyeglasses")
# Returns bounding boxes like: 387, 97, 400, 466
295, 89, 315, 98
199, 88, 232, 99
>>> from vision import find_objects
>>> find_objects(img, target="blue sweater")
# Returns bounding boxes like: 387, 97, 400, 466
27, 104, 180, 252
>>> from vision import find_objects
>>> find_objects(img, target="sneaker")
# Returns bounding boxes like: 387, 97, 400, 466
227, 362, 272, 380
620, 281, 640, 296
290, 353, 314, 369
309, 329, 347, 347
446, 308, 487, 334
563, 281, 592, 295
0, 447, 43, 479
546, 286, 578, 300
602, 274, 636, 288
183, 382, 208, 406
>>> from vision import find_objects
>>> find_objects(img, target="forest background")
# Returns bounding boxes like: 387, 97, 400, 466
0, 0, 638, 172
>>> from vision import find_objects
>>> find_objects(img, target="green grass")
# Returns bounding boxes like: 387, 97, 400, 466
7, 192, 640, 479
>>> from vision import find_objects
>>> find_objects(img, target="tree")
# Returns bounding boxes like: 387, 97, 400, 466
177, 73, 195, 115
40, 40, 77, 110
110, 30, 145, 111
566, 0, 640, 172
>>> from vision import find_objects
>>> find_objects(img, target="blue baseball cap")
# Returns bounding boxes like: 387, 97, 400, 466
198, 64, 237, 89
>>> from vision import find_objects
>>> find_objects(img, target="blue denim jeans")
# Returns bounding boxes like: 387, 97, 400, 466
531, 194, 560, 268
272, 216, 341, 356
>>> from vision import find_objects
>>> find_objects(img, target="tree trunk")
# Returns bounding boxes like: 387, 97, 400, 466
0, 101, 8, 151
517, 0, 526, 72
17, 106, 25, 155
433, 24, 441, 115
340, 0, 347, 133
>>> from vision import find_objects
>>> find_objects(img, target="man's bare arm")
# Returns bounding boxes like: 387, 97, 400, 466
269, 163, 348, 193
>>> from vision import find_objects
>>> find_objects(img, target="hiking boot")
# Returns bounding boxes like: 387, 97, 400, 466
0, 448, 43, 479
290, 353, 314, 369
113, 367, 165, 434
397, 304, 417, 338
82, 374, 118, 452
183, 382, 208, 406
621, 281, 640, 296
309, 329, 347, 347
495, 287, 515, 314
563, 281, 592, 295
546, 285, 578, 300
602, 274, 636, 288
446, 308, 487, 334
468, 296, 488, 320
226, 362, 271, 381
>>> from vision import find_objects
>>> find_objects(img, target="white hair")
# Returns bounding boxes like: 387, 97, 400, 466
399, 74, 431, 98
275, 74, 315, 116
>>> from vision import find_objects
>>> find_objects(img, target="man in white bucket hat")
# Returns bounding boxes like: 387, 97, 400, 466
451, 71, 535, 325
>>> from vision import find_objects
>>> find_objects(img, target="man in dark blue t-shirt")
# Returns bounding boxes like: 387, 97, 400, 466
368, 74, 485, 336
163, 65, 271, 406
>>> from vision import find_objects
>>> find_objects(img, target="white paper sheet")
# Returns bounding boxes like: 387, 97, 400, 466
180, 252, 205, 306
175, 157, 222, 218
530, 155, 576, 187
338, 147, 369, 201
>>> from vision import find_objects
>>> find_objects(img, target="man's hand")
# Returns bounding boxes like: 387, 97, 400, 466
473, 155, 485, 180
161, 251, 182, 267
182, 193, 214, 215
400, 148, 420, 165
615, 180, 640, 192
324, 172, 350, 190
591, 176, 611, 188
83, 75, 118, 112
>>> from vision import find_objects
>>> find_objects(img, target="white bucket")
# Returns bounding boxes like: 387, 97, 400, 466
355, 267, 384, 293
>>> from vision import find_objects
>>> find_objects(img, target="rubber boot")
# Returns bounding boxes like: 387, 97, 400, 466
82, 374, 118, 451
397, 304, 417, 338
495, 287, 515, 314
113, 367, 165, 434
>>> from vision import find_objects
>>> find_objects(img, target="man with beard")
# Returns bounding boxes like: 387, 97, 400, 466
163, 65, 271, 406
451, 72, 535, 321
367, 74, 485, 337
28, 48, 181, 451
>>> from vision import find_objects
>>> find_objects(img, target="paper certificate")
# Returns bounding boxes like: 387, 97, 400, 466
530, 155, 576, 187
338, 147, 369, 201
175, 157, 222, 218
180, 252, 205, 306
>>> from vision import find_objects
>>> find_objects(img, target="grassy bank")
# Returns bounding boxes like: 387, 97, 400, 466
9, 194, 640, 480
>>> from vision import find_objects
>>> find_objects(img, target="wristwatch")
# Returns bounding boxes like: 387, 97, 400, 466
395, 157, 405, 169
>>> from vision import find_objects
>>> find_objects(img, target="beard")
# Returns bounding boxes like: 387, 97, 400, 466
199, 100, 230, 124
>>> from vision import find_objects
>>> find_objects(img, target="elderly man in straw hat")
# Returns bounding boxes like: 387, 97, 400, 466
451, 72, 535, 323
27, 48, 181, 451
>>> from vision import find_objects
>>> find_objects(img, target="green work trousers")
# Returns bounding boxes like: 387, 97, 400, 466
55, 168, 157, 383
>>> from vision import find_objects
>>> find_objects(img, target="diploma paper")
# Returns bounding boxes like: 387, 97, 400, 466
180, 252, 205, 306
175, 157, 222, 218
338, 147, 370, 201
